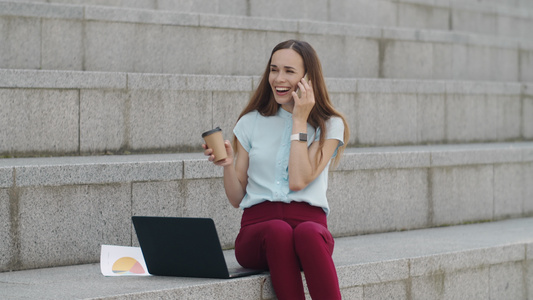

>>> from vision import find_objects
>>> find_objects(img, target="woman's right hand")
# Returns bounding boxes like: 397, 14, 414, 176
202, 140, 234, 167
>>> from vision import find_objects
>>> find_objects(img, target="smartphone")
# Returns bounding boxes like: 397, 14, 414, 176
297, 73, 308, 98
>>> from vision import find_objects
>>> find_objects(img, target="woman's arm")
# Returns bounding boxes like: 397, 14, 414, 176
289, 78, 340, 191
223, 140, 248, 208
288, 135, 339, 191
204, 140, 249, 208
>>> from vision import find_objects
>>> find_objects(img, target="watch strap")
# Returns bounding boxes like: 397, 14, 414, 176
290, 133, 308, 142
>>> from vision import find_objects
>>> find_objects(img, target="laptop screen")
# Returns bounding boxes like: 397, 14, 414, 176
132, 216, 230, 278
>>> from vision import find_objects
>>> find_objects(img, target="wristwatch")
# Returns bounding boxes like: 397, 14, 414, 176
290, 133, 308, 142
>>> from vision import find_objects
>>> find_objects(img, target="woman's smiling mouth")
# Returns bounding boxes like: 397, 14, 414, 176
275, 87, 292, 95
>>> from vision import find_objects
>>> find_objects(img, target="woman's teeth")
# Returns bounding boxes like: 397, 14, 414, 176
276, 87, 290, 92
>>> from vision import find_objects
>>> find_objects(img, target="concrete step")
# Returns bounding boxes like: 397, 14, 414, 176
460, 0, 533, 10
1, 69, 532, 157
4, 0, 533, 40
1, 142, 532, 272
1, 2, 532, 81
1, 217, 532, 299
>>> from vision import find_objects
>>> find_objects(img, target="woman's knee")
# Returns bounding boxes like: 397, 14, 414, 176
293, 222, 334, 252
263, 219, 294, 244
240, 219, 294, 246
236, 219, 294, 268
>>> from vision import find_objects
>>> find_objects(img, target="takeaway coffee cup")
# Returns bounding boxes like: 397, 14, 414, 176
202, 127, 227, 162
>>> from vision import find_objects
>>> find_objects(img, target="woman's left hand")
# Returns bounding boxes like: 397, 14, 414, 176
292, 78, 315, 122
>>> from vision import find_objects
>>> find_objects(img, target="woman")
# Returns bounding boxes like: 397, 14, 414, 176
204, 39, 349, 300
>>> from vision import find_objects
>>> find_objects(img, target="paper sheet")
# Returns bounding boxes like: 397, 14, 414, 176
100, 244, 151, 276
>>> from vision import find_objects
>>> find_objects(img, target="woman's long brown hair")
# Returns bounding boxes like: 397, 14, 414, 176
235, 40, 349, 169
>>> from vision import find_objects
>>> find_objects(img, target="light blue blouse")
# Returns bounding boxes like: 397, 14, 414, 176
233, 108, 344, 215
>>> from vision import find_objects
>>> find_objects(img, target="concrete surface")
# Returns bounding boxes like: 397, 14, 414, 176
0, 217, 531, 299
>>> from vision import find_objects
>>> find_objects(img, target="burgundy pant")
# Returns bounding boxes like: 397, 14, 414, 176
235, 201, 341, 300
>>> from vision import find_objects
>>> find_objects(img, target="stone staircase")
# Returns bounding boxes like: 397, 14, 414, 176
0, 0, 532, 299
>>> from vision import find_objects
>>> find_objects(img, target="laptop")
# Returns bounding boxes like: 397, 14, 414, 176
132, 216, 263, 279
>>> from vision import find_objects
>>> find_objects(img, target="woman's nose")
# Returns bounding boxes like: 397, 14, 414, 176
275, 72, 286, 82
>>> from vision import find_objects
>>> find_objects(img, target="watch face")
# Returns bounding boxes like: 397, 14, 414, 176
300, 133, 308, 141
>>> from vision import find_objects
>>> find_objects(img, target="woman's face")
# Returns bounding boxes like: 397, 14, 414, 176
268, 48, 305, 112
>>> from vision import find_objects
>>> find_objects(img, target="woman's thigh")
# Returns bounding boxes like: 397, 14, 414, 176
235, 219, 294, 269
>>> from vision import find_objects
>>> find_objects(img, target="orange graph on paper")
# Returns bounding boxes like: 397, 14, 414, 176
112, 257, 146, 275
